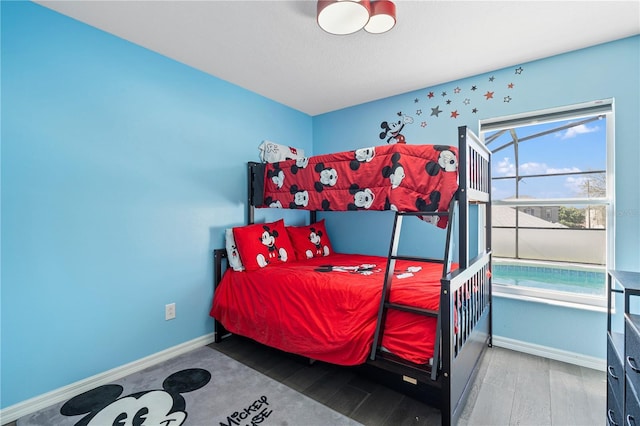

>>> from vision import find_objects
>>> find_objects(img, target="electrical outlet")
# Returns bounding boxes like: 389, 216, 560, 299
165, 303, 176, 320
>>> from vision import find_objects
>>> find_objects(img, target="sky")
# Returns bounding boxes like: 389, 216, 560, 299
483, 114, 607, 201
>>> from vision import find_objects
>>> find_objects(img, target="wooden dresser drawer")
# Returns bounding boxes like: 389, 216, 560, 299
609, 335, 625, 406
626, 315, 640, 394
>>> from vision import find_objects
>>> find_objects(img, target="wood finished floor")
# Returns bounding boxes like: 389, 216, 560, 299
209, 335, 605, 426
3, 335, 605, 426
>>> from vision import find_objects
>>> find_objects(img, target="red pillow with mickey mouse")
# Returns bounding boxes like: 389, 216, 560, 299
233, 219, 295, 271
286, 219, 334, 260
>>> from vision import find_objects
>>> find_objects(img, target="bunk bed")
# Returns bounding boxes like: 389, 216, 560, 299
209, 126, 492, 425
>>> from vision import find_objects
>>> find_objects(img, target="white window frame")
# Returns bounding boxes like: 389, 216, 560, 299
480, 99, 615, 309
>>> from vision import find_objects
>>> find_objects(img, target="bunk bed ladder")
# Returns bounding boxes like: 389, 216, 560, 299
369, 206, 454, 366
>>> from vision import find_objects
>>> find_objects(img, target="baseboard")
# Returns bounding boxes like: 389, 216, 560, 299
0, 333, 216, 424
492, 335, 606, 371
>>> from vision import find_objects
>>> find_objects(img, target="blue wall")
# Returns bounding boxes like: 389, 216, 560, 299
2, 0, 639, 411
313, 36, 640, 360
1, 2, 311, 408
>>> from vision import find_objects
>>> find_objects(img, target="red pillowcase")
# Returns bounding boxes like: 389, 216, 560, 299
233, 219, 295, 271
287, 219, 334, 260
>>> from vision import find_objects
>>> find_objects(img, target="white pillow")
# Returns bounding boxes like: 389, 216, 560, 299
259, 140, 305, 163
225, 228, 244, 271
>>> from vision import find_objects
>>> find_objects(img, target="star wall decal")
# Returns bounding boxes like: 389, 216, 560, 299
403, 63, 527, 132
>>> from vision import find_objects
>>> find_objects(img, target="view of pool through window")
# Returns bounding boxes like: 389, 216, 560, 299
481, 100, 613, 305
492, 261, 606, 297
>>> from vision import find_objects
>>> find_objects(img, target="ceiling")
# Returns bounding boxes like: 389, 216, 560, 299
36, 1, 640, 116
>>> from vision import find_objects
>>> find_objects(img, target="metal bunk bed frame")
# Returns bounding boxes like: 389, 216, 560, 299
212, 126, 492, 425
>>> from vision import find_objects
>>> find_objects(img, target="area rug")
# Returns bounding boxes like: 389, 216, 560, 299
17, 346, 362, 426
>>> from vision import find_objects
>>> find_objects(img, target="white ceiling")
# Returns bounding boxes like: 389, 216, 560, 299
36, 0, 640, 116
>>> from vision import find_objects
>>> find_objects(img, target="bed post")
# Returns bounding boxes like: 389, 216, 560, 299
213, 248, 229, 343
247, 162, 257, 224
457, 126, 469, 269
440, 258, 453, 426
247, 162, 265, 225
486, 143, 493, 347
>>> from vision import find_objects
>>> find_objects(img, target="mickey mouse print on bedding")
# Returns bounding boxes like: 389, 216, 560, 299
261, 144, 459, 228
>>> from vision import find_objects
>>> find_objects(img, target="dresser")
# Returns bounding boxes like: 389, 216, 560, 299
607, 270, 640, 426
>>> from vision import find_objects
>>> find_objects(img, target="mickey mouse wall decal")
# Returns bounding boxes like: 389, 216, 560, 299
60, 368, 211, 426
379, 112, 413, 144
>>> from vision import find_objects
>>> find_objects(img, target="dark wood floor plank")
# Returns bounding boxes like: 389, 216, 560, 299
261, 355, 307, 382
383, 395, 441, 426
303, 366, 357, 404
281, 360, 334, 392
325, 384, 371, 416
350, 384, 405, 426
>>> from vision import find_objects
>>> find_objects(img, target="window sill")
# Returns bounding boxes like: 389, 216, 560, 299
493, 285, 607, 313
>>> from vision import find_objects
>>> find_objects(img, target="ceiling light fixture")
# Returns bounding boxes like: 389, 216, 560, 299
364, 1, 396, 34
317, 0, 396, 35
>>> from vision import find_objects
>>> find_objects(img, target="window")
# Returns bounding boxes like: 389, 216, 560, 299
480, 100, 614, 308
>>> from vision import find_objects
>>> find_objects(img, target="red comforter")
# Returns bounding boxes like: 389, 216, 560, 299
210, 253, 446, 366
261, 144, 459, 228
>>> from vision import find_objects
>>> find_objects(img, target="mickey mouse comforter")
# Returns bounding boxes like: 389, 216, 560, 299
261, 144, 459, 227
210, 253, 443, 366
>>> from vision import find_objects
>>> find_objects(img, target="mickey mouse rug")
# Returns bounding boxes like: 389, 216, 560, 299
17, 346, 361, 426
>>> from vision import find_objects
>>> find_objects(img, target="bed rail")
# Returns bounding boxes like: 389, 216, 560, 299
457, 125, 492, 269
461, 127, 491, 204
440, 250, 492, 422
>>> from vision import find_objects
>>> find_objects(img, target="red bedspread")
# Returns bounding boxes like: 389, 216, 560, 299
261, 144, 459, 228
210, 253, 446, 366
